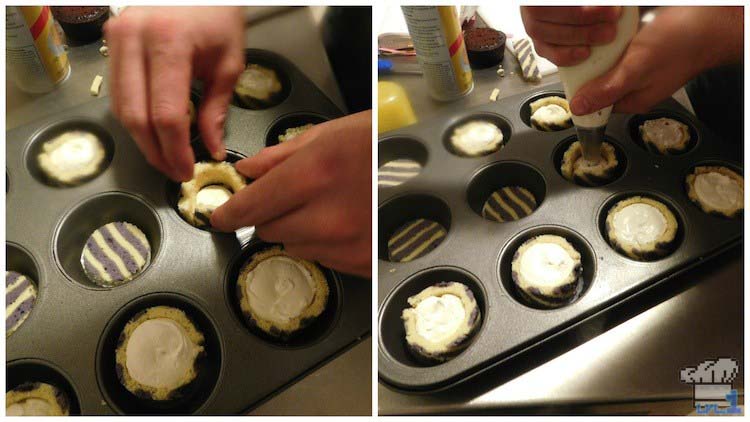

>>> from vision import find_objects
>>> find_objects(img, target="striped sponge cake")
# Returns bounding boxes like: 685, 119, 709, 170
482, 186, 538, 222
6, 271, 37, 337
378, 159, 422, 188
82, 222, 151, 287
387, 218, 447, 262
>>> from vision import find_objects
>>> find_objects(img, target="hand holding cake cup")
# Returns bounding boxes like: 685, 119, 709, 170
104, 6, 246, 182
210, 111, 373, 279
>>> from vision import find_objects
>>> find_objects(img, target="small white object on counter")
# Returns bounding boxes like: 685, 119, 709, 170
90, 75, 103, 96
489, 88, 500, 102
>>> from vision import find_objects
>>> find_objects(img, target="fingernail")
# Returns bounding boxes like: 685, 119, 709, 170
570, 96, 590, 116
211, 147, 226, 161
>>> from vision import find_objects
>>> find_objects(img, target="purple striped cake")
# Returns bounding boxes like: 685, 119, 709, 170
81, 222, 151, 287
6, 271, 37, 337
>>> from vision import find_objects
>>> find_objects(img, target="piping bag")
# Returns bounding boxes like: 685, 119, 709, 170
558, 6, 639, 161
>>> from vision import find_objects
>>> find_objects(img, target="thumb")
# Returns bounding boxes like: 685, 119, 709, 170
235, 126, 319, 179
198, 55, 244, 161
569, 63, 635, 116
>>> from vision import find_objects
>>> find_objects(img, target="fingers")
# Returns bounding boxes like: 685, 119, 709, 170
210, 145, 334, 231
521, 6, 620, 67
198, 54, 244, 161
234, 125, 320, 179
569, 62, 636, 116
532, 40, 591, 66
284, 241, 371, 278
254, 200, 362, 245
524, 19, 617, 46
523, 6, 621, 25
144, 18, 195, 182
106, 18, 172, 177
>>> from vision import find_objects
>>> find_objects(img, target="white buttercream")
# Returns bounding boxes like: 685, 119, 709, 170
125, 318, 197, 389
6, 399, 53, 416
519, 242, 576, 287
245, 256, 315, 324
532, 104, 568, 123
642, 118, 688, 148
47, 132, 99, 170
414, 294, 465, 343
695, 172, 742, 212
612, 203, 667, 246
195, 185, 232, 214
451, 121, 503, 155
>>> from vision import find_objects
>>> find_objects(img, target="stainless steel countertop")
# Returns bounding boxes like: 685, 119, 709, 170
6, 6, 370, 415
378, 52, 743, 415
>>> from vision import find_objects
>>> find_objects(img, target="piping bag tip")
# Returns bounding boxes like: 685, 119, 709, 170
576, 125, 607, 162
235, 226, 256, 245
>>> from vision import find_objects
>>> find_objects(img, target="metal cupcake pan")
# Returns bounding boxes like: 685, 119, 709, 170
378, 83, 742, 392
6, 49, 371, 414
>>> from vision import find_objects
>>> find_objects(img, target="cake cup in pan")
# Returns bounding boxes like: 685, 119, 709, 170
96, 292, 222, 415
223, 239, 342, 349
7, 358, 82, 415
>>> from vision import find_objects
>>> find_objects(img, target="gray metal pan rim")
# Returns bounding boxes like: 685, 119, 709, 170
51, 191, 164, 291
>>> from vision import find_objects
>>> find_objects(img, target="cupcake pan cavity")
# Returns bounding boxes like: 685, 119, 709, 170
225, 239, 342, 348
25, 118, 115, 187
442, 112, 513, 157
231, 49, 292, 110
378, 194, 452, 262
96, 293, 221, 415
628, 110, 700, 156
682, 160, 745, 219
552, 134, 628, 187
378, 267, 486, 368
598, 191, 686, 262
163, 148, 247, 233
378, 83, 742, 392
499, 225, 595, 310
53, 192, 162, 290
466, 161, 546, 221
6, 48, 369, 414
519, 90, 568, 130
265, 112, 330, 147
6, 359, 82, 415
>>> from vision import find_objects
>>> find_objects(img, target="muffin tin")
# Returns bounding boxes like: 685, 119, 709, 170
6, 49, 371, 414
378, 83, 743, 392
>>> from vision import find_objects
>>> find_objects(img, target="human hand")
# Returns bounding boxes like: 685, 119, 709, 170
521, 6, 622, 66
105, 6, 245, 181
569, 7, 743, 115
211, 111, 373, 278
